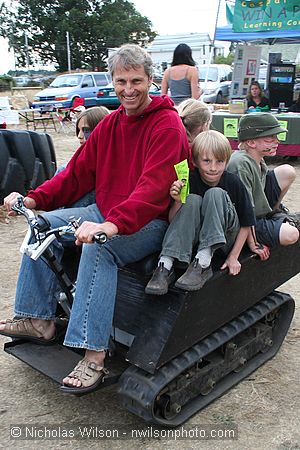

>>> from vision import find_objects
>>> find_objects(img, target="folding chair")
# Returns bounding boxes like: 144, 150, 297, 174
55, 97, 85, 135
73, 97, 85, 109
55, 109, 77, 135
33, 106, 57, 132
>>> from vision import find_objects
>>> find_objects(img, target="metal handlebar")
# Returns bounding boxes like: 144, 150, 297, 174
11, 197, 108, 259
12, 197, 38, 224
93, 232, 108, 244
12, 197, 81, 259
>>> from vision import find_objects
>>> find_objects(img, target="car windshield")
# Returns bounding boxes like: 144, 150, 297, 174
198, 67, 218, 82
49, 75, 82, 88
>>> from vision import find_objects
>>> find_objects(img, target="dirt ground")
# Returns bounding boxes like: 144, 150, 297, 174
0, 125, 299, 450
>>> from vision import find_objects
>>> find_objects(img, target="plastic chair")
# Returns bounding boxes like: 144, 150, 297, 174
55, 98, 85, 134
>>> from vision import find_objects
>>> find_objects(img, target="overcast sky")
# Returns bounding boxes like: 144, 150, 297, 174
0, 0, 228, 75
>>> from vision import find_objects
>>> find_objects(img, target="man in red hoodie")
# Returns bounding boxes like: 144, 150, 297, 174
1, 44, 190, 393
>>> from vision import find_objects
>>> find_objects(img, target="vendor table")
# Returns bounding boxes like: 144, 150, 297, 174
212, 111, 300, 157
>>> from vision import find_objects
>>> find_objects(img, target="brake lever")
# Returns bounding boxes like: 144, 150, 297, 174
69, 216, 107, 245
12, 197, 37, 224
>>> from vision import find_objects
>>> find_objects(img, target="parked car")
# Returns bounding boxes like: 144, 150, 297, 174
293, 77, 300, 101
199, 64, 232, 103
13, 76, 32, 87
32, 72, 112, 109
96, 82, 161, 108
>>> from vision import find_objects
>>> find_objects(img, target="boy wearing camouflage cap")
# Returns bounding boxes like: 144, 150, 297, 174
227, 113, 299, 248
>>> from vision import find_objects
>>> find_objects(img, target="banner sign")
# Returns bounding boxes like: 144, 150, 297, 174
233, 0, 300, 32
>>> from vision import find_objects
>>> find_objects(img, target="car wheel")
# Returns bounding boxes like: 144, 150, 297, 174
216, 92, 223, 104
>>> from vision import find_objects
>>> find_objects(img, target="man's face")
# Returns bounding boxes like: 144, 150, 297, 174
112, 65, 152, 116
252, 134, 279, 157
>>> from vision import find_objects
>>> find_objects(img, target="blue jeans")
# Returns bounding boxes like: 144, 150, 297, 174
14, 204, 167, 351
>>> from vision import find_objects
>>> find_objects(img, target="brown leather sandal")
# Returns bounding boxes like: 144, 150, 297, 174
60, 357, 109, 394
0, 318, 56, 345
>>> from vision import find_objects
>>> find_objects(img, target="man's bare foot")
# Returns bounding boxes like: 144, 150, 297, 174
62, 350, 106, 388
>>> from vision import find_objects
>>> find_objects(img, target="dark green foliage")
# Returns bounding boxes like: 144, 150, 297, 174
0, 75, 14, 88
214, 54, 234, 65
0, 0, 156, 72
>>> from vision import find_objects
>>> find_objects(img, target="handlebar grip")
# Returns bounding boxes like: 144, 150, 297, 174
93, 232, 108, 244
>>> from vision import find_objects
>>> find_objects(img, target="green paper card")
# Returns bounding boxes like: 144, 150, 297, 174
223, 118, 238, 138
174, 159, 189, 203
277, 120, 288, 142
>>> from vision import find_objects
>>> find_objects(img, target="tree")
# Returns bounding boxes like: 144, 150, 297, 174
214, 54, 234, 65
0, 0, 156, 72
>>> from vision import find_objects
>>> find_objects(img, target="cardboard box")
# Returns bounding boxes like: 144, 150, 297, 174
212, 103, 229, 111
229, 99, 247, 114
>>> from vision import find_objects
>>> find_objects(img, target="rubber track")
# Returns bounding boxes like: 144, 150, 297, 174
118, 291, 294, 426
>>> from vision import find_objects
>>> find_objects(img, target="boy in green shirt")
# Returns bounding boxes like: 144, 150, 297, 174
227, 113, 299, 249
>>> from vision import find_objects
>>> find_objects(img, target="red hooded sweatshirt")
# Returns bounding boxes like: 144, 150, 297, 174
28, 95, 190, 234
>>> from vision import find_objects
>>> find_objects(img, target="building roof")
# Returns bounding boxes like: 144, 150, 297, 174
147, 33, 212, 53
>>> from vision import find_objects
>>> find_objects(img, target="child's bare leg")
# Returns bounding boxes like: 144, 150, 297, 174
279, 222, 299, 246
273, 165, 296, 208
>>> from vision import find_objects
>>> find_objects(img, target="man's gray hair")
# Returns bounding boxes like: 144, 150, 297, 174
108, 44, 153, 78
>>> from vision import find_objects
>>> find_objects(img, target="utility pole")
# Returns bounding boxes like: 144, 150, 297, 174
66, 31, 71, 72
203, 0, 222, 94
24, 32, 30, 75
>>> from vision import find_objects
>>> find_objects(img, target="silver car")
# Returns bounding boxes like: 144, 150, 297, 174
199, 64, 232, 104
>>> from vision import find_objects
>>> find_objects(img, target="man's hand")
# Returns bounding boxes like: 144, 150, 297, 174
74, 221, 118, 245
4, 193, 36, 216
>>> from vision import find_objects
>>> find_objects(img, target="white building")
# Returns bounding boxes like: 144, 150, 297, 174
146, 33, 225, 75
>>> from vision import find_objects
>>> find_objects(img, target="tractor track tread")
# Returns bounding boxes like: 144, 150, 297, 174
118, 291, 294, 426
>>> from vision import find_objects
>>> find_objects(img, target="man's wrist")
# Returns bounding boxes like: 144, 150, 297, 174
104, 221, 119, 237
23, 196, 37, 209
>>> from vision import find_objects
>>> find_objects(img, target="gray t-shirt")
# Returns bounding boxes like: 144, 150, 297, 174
227, 150, 272, 218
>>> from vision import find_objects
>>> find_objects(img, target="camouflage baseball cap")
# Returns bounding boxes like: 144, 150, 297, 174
238, 113, 287, 141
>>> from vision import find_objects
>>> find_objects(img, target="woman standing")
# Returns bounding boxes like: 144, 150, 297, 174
161, 43, 201, 105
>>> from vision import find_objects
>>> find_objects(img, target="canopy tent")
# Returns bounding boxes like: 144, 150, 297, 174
215, 25, 300, 45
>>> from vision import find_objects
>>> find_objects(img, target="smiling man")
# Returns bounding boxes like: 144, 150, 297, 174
227, 113, 299, 249
113, 64, 152, 115
1, 44, 190, 394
